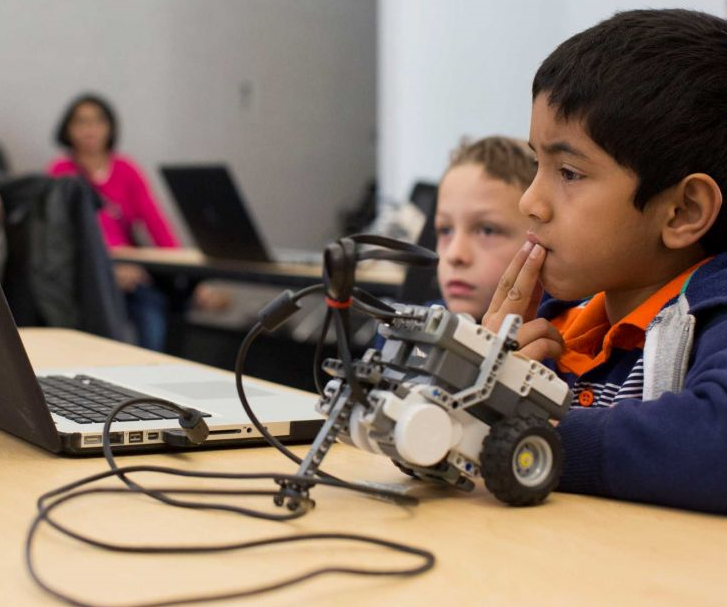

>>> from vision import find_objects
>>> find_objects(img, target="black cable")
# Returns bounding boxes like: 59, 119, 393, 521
25, 237, 440, 606
232, 282, 345, 480
29, 486, 431, 607
28, 491, 431, 606
346, 233, 438, 267
25, 401, 431, 607
352, 286, 396, 313
234, 322, 295, 462
351, 298, 401, 320
234, 320, 344, 482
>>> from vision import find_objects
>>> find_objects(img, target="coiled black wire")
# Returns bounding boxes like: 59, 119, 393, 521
25, 279, 435, 606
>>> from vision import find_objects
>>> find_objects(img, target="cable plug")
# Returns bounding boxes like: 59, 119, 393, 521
161, 408, 210, 447
178, 408, 210, 445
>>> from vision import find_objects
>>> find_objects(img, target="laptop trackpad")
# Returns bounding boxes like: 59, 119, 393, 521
152, 381, 270, 400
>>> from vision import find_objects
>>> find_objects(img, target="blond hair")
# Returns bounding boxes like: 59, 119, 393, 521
448, 135, 536, 191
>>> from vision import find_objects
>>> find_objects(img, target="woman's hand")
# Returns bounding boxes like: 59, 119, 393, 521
114, 263, 151, 292
192, 283, 233, 312
482, 241, 563, 361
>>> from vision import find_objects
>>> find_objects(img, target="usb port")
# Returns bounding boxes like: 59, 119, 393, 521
84, 435, 102, 445
128, 431, 143, 444
108, 432, 124, 445
146, 431, 160, 441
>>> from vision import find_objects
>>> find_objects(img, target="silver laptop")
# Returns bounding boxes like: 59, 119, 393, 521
0, 286, 322, 455
160, 165, 321, 265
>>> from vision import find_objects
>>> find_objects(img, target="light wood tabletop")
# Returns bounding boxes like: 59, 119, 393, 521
111, 246, 406, 294
2, 329, 726, 606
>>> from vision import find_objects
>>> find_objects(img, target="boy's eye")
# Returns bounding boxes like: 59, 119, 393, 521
435, 226, 452, 238
478, 225, 500, 236
475, 224, 504, 238
560, 167, 583, 182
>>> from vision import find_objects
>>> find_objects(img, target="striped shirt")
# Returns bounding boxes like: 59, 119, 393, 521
549, 259, 710, 408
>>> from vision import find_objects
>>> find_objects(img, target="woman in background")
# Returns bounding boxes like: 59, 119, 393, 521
48, 93, 179, 350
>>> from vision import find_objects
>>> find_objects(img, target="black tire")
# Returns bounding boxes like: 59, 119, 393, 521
480, 415, 563, 506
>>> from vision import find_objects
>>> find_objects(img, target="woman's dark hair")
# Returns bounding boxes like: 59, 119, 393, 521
54, 93, 118, 151
532, 9, 727, 254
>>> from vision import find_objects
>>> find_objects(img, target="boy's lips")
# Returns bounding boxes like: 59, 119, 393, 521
527, 232, 550, 251
445, 280, 476, 296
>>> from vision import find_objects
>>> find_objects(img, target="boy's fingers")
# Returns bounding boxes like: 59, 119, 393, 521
520, 338, 564, 362
484, 241, 534, 320
516, 318, 564, 352
517, 319, 564, 361
486, 243, 546, 326
481, 309, 505, 333
507, 244, 545, 315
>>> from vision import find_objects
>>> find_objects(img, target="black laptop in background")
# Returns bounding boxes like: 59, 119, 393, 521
160, 165, 268, 261
160, 165, 321, 264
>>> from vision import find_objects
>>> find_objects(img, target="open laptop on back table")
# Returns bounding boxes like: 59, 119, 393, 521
160, 165, 321, 264
0, 286, 321, 455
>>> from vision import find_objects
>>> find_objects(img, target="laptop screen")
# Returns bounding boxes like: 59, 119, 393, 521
0, 287, 62, 452
160, 165, 271, 262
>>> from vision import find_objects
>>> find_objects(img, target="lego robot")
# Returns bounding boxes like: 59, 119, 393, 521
280, 304, 572, 507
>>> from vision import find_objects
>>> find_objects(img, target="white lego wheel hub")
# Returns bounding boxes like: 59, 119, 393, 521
512, 435, 553, 487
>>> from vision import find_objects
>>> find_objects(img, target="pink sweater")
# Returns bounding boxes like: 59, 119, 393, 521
48, 154, 179, 248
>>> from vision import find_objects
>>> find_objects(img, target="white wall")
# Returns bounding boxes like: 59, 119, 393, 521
377, 0, 727, 205
0, 0, 376, 248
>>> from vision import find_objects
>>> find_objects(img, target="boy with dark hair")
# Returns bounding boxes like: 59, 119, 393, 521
483, 9, 727, 513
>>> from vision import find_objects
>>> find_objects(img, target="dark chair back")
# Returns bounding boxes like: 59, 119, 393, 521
397, 181, 441, 305
0, 174, 127, 340
0, 142, 9, 178
409, 181, 438, 229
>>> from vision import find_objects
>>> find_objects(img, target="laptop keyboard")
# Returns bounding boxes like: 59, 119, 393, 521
39, 375, 210, 425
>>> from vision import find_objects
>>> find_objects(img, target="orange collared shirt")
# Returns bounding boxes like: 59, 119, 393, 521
552, 258, 711, 377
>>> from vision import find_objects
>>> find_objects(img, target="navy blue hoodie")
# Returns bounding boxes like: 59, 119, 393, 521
541, 253, 727, 513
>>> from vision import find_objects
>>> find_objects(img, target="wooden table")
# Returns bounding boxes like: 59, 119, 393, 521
111, 246, 406, 297
2, 329, 726, 606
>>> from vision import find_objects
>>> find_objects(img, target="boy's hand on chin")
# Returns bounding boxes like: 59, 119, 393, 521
482, 241, 564, 362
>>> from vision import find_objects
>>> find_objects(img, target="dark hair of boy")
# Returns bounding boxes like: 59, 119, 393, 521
54, 93, 118, 151
448, 136, 537, 192
532, 9, 727, 254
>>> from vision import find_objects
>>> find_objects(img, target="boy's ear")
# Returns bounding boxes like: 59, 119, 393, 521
661, 173, 723, 250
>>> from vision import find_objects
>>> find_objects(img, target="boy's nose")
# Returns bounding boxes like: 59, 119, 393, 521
445, 232, 473, 266
519, 180, 552, 222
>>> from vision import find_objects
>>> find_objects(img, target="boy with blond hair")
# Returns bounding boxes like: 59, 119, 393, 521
435, 136, 535, 321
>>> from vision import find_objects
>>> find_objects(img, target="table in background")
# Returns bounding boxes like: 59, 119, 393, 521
112, 246, 404, 392
2, 329, 725, 606
111, 246, 406, 296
